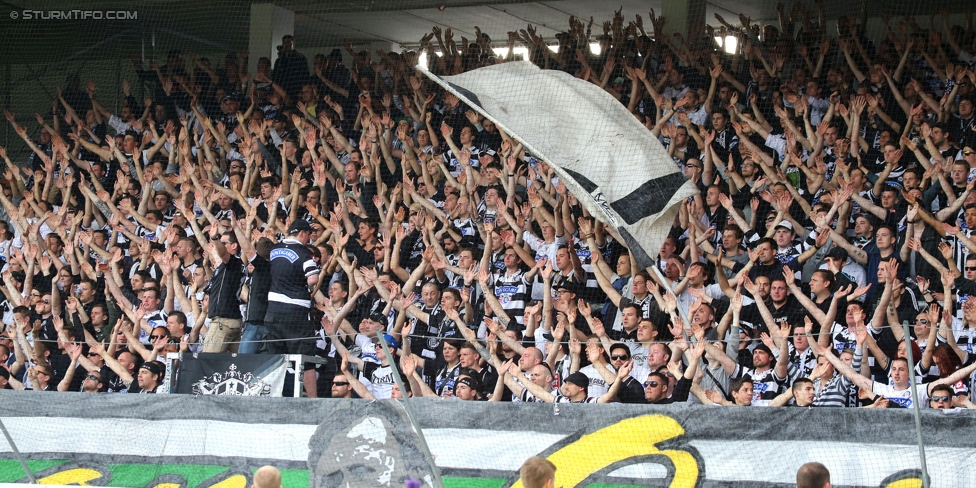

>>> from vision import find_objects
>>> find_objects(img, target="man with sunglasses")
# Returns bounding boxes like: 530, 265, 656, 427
926, 385, 957, 410
814, 340, 976, 408
329, 370, 354, 399
645, 340, 703, 404
606, 341, 659, 404
81, 369, 105, 393
27, 364, 56, 391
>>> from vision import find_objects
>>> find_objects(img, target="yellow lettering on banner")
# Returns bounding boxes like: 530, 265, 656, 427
886, 478, 924, 488
205, 473, 248, 488
37, 468, 103, 485
512, 415, 699, 488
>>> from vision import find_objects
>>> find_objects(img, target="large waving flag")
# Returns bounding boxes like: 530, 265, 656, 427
419, 61, 698, 269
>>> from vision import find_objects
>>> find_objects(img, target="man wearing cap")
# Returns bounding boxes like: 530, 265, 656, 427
512, 362, 631, 404
339, 334, 400, 400
453, 375, 483, 401
213, 94, 241, 130
553, 281, 591, 335
731, 341, 790, 407
772, 220, 823, 270
265, 219, 321, 397
203, 226, 244, 354
705, 299, 792, 406
129, 361, 164, 394
819, 245, 865, 289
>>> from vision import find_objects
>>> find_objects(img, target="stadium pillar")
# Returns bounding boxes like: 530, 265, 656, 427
248, 3, 295, 77
661, 0, 706, 39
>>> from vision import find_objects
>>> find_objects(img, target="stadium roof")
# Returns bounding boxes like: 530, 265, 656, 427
0, 0, 971, 65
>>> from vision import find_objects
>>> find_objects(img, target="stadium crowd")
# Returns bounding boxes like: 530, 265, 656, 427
2, 3, 976, 409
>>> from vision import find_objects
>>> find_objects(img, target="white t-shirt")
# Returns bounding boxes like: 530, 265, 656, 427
872, 382, 929, 408
579, 364, 614, 398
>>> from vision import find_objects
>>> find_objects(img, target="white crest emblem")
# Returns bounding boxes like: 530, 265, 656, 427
192, 364, 273, 396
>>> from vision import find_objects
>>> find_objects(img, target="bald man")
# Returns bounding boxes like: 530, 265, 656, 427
518, 347, 544, 372
253, 466, 282, 488
796, 462, 830, 488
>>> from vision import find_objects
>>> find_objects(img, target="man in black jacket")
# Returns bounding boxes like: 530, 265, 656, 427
616, 341, 704, 404
266, 220, 321, 397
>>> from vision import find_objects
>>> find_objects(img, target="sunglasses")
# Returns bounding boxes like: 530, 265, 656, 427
333, 382, 350, 387
966, 267, 976, 271
930, 396, 951, 402
87, 374, 101, 381
149, 335, 166, 340
610, 354, 630, 360
87, 352, 100, 357
916, 319, 929, 324
964, 150, 974, 156
766, 217, 776, 222
644, 381, 660, 388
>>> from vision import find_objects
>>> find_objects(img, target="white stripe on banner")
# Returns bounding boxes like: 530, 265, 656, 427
1, 419, 970, 487
687, 440, 976, 488
418, 61, 699, 268
423, 429, 565, 471
0, 418, 318, 461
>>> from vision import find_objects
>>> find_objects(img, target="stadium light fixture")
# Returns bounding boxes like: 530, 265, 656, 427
715, 35, 737, 54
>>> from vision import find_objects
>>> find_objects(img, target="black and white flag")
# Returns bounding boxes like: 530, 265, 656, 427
173, 353, 289, 396
419, 61, 697, 268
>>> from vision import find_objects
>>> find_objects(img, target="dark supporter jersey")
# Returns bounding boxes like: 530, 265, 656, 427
243, 255, 272, 324
267, 238, 320, 309
435, 362, 461, 396
206, 255, 244, 319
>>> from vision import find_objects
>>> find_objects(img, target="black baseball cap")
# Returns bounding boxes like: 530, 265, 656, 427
288, 220, 312, 235
826, 246, 848, 263
140, 361, 164, 377
554, 281, 582, 296
563, 372, 589, 389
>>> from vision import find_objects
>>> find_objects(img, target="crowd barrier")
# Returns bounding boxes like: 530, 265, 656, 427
0, 393, 972, 487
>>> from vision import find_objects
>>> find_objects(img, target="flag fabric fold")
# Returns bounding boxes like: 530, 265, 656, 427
419, 61, 698, 268
173, 353, 289, 396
